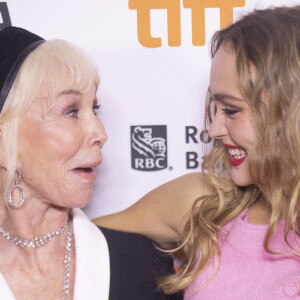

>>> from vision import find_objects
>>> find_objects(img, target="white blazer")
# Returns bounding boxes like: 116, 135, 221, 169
0, 208, 110, 300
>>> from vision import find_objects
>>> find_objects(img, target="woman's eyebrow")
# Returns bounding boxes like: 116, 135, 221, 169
208, 89, 243, 102
214, 93, 243, 102
56, 89, 82, 98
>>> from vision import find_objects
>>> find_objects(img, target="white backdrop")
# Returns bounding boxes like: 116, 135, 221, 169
1, 0, 299, 219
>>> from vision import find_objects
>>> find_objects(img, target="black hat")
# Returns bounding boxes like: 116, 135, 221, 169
0, 26, 45, 112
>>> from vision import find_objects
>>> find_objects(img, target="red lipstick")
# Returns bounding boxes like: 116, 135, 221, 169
228, 155, 246, 167
224, 144, 247, 167
224, 144, 242, 149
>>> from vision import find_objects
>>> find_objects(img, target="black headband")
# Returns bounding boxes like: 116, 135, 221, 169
0, 26, 45, 112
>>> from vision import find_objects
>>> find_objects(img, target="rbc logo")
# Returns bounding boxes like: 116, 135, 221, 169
131, 125, 168, 171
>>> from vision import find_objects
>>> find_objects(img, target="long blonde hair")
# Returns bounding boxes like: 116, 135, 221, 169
160, 5, 300, 294
0, 39, 99, 199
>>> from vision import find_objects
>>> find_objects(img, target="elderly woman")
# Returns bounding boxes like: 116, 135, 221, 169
0, 27, 179, 300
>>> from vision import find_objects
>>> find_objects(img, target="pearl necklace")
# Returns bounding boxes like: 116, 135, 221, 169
0, 222, 73, 300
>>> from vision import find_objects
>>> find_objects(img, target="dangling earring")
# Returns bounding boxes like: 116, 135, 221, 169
7, 168, 25, 208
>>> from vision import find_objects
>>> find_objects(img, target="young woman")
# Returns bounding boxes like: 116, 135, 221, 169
95, 5, 300, 299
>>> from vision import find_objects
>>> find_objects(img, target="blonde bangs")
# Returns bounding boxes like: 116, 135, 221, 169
20, 39, 99, 109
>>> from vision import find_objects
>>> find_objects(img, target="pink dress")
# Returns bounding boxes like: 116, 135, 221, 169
184, 210, 300, 299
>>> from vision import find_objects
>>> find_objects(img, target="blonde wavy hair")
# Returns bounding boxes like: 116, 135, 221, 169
160, 5, 300, 294
0, 39, 99, 200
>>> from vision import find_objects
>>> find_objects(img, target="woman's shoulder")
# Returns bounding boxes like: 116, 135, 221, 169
168, 172, 212, 194
151, 172, 213, 211
93, 172, 211, 247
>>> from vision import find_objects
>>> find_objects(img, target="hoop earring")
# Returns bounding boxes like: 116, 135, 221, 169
7, 168, 25, 208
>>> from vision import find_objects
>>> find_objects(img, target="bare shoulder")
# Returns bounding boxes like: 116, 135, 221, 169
167, 172, 211, 197
93, 172, 210, 247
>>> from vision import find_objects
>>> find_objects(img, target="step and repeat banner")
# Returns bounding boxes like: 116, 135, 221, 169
1, 0, 299, 219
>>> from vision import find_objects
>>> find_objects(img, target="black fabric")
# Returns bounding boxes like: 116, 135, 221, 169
0, 26, 45, 111
99, 226, 183, 300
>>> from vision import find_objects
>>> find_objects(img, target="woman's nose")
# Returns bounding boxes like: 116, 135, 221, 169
208, 110, 227, 139
97, 119, 108, 148
87, 116, 108, 148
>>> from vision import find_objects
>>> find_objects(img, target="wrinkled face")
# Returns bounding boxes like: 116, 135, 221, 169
17, 85, 107, 208
208, 44, 256, 186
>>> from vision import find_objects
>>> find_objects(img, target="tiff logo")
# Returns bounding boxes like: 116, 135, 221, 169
131, 125, 168, 171
0, 2, 11, 30
129, 0, 245, 48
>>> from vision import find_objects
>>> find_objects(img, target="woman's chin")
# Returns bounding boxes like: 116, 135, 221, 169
64, 192, 93, 209
231, 172, 254, 187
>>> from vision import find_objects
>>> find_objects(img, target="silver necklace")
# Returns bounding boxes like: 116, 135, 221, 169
0, 222, 73, 300
62, 227, 73, 300
0, 222, 68, 248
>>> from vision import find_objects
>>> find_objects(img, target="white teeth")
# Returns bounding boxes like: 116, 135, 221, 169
228, 148, 246, 159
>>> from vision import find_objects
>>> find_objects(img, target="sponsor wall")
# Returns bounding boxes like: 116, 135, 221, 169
1, 0, 299, 219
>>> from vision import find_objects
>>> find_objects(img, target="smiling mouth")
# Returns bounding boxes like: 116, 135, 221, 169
228, 148, 247, 160
224, 145, 247, 167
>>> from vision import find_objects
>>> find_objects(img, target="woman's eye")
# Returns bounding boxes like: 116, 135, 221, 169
92, 104, 101, 115
221, 108, 239, 115
67, 109, 79, 118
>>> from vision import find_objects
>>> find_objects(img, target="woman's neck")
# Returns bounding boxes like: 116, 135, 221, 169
0, 197, 69, 241
248, 198, 271, 224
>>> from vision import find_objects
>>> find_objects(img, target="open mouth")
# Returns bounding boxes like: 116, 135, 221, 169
224, 144, 247, 167
74, 167, 94, 173
228, 148, 247, 160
